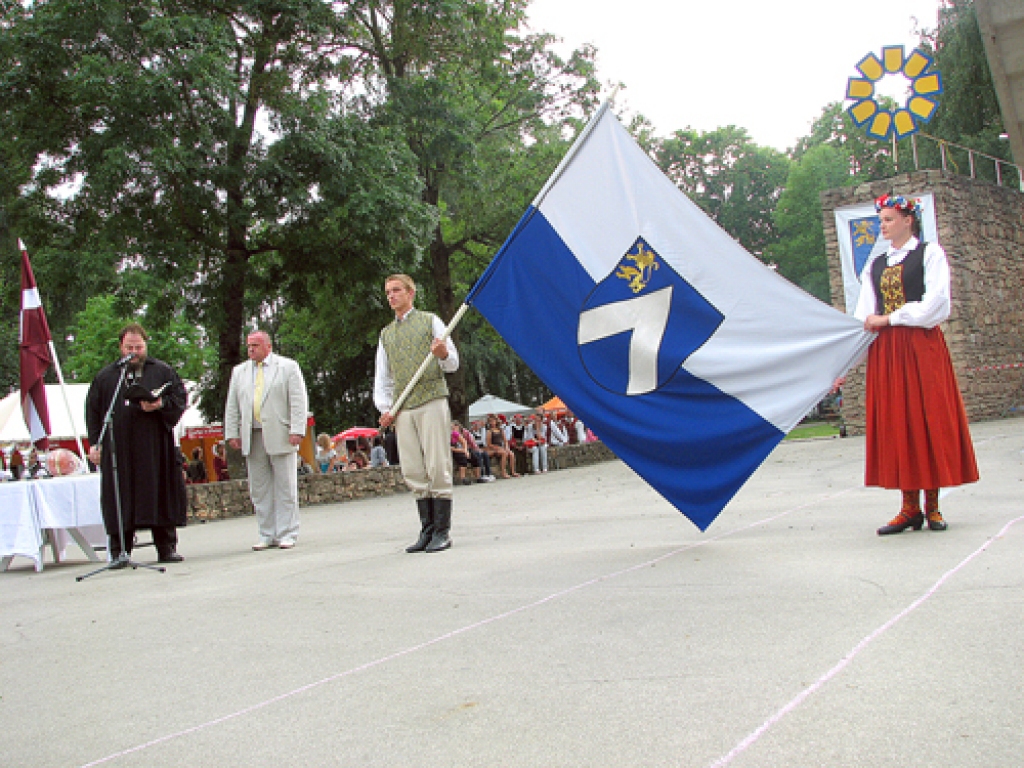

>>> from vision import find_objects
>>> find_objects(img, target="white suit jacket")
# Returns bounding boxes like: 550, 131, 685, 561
224, 353, 309, 456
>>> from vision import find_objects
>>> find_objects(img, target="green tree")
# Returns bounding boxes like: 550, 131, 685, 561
914, 0, 1011, 180
768, 144, 861, 302
792, 102, 903, 178
343, 0, 599, 420
653, 126, 791, 258
65, 294, 216, 383
0, 0, 432, 423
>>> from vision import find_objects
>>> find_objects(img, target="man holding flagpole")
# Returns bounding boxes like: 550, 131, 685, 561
374, 274, 459, 553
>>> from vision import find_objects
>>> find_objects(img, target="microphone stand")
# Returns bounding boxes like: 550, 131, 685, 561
77, 362, 165, 581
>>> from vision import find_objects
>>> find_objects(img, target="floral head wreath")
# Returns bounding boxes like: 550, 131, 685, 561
875, 193, 922, 217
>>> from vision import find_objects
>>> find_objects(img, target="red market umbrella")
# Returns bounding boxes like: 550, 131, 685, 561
332, 426, 379, 443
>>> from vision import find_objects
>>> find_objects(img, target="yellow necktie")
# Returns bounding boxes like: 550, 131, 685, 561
253, 362, 264, 423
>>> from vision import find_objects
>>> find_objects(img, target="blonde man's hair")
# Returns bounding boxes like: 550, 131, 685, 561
384, 274, 416, 294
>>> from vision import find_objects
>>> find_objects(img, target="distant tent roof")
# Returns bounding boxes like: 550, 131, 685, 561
467, 394, 535, 421
541, 396, 566, 412
0, 381, 207, 444
0, 384, 89, 442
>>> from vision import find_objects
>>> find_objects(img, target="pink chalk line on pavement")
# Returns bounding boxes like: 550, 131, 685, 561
708, 513, 1024, 768
78, 489, 852, 767
79, 489, 1019, 768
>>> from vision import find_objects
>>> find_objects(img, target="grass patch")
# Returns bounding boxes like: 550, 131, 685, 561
785, 422, 841, 440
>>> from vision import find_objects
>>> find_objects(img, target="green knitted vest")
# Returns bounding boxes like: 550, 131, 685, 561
381, 309, 448, 411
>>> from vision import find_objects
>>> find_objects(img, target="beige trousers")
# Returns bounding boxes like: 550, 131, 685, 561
395, 397, 453, 499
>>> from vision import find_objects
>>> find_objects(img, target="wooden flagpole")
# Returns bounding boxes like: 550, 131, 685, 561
387, 87, 620, 418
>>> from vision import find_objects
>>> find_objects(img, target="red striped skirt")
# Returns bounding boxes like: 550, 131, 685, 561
864, 325, 979, 490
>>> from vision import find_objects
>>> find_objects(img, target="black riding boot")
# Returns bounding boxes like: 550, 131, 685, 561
425, 498, 452, 552
406, 498, 435, 553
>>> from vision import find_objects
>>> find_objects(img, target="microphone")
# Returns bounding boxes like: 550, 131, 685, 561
115, 354, 135, 367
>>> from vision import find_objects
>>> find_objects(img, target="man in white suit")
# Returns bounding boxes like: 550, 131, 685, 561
225, 330, 309, 550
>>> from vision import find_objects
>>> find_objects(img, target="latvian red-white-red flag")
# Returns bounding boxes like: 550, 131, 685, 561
19, 239, 53, 450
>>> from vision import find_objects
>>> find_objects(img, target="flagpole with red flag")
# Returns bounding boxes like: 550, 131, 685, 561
19, 239, 87, 462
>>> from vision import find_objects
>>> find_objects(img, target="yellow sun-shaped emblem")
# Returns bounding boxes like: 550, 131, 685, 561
845, 45, 943, 140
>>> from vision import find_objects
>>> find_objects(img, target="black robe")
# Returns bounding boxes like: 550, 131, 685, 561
85, 357, 188, 532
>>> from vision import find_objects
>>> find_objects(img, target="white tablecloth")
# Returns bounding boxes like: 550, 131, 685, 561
0, 474, 105, 571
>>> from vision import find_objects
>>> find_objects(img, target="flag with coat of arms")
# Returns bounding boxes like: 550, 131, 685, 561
466, 102, 873, 530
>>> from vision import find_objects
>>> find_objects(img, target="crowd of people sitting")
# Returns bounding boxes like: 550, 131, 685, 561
451, 411, 595, 484
177, 409, 593, 486
313, 431, 395, 474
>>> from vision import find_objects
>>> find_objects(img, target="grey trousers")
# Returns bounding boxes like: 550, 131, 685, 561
246, 429, 300, 544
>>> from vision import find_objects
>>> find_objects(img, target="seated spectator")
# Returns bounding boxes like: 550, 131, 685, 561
527, 414, 549, 474
370, 435, 389, 467
315, 433, 338, 474
508, 414, 530, 475
451, 424, 473, 486
546, 413, 568, 446
9, 446, 24, 480
212, 442, 230, 481
484, 415, 517, 479
457, 420, 494, 482
26, 448, 42, 479
186, 446, 208, 484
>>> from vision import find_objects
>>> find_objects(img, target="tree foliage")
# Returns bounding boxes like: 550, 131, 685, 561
337, 0, 599, 421
0, 0, 432, 422
768, 144, 861, 302
653, 126, 790, 258
0, 0, 1011, 431
65, 294, 215, 384
913, 0, 1012, 181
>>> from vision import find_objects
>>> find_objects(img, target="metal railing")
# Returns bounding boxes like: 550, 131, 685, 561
902, 132, 1024, 191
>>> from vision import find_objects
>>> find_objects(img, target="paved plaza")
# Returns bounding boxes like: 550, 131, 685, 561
2, 419, 1022, 767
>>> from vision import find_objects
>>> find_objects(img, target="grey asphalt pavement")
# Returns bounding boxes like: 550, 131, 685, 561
2, 418, 1022, 768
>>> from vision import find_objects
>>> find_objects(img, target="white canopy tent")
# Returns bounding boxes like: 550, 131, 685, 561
467, 394, 535, 422
0, 381, 206, 446
0, 384, 89, 443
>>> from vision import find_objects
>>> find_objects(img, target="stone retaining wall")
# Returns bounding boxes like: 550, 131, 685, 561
822, 170, 1024, 434
186, 441, 617, 523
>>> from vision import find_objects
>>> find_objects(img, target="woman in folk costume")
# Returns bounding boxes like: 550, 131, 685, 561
852, 193, 979, 535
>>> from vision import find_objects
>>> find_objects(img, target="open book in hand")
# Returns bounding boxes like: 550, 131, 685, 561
126, 381, 171, 404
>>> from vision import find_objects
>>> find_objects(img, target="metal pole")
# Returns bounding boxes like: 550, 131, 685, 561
47, 340, 88, 464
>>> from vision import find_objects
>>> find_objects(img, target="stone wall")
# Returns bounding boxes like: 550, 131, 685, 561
185, 440, 618, 522
821, 170, 1024, 434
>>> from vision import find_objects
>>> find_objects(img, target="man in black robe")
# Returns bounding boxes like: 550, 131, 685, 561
86, 323, 187, 565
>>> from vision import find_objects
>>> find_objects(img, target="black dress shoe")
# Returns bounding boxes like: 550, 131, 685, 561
877, 512, 924, 536
157, 552, 184, 563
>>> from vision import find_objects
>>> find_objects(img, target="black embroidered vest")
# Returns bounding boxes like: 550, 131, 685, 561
871, 241, 927, 315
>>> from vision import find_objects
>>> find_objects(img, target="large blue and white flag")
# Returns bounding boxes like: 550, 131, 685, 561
466, 103, 873, 530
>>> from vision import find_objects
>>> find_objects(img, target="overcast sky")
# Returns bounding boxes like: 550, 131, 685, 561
526, 0, 944, 151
